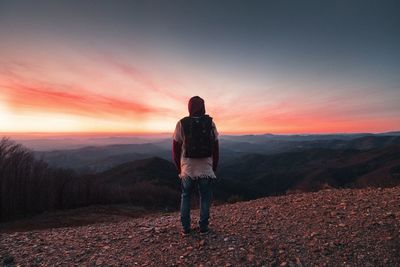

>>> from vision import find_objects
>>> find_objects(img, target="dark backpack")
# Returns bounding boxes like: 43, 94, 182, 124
181, 115, 215, 158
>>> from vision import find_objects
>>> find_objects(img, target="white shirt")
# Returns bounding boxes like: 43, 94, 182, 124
173, 117, 219, 179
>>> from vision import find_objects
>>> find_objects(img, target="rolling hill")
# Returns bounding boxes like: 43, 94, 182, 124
34, 143, 171, 173
99, 157, 179, 187
80, 143, 400, 203
216, 144, 400, 199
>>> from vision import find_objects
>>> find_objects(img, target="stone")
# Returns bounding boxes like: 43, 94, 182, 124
3, 256, 15, 265
247, 254, 255, 262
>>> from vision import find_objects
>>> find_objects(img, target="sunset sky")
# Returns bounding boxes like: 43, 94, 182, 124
0, 0, 399, 135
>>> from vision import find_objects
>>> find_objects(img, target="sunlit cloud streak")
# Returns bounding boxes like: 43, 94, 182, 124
3, 83, 159, 118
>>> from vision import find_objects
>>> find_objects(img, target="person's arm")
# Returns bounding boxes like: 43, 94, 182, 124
172, 140, 182, 174
211, 121, 219, 172
212, 140, 219, 172
172, 121, 183, 174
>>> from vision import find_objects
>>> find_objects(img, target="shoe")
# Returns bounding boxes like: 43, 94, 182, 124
199, 227, 209, 235
181, 229, 190, 237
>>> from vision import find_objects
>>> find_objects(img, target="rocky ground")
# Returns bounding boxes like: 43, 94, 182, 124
1, 186, 400, 266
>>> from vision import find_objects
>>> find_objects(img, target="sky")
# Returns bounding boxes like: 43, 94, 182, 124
0, 0, 399, 135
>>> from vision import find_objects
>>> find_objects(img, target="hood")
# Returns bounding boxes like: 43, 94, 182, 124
188, 96, 205, 116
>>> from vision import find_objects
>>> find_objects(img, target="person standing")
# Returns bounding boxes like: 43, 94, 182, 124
172, 96, 219, 236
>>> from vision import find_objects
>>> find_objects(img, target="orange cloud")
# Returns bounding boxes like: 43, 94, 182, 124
2, 81, 164, 119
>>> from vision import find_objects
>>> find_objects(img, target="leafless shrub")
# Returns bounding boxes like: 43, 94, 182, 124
0, 137, 180, 222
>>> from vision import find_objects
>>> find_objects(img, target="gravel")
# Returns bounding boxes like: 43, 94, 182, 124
1, 186, 400, 266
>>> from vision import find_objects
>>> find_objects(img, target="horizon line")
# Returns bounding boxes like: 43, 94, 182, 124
1, 130, 399, 138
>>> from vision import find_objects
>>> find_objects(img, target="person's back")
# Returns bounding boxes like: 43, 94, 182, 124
172, 96, 219, 236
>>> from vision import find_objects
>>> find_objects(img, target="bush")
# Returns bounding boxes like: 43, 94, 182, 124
0, 137, 181, 222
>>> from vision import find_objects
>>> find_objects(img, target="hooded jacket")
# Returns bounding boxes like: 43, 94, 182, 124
172, 96, 219, 177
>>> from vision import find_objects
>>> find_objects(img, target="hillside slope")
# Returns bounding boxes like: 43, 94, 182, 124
34, 143, 170, 173
217, 144, 400, 199
1, 186, 400, 266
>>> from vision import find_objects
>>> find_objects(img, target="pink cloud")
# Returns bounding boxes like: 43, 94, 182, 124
2, 80, 167, 119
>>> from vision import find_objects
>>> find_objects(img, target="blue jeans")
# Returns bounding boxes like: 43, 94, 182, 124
180, 178, 213, 231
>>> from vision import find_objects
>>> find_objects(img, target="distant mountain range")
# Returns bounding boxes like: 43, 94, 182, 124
10, 135, 171, 151
34, 134, 400, 174
34, 143, 171, 173
9, 131, 400, 151
220, 135, 400, 154
67, 136, 400, 202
